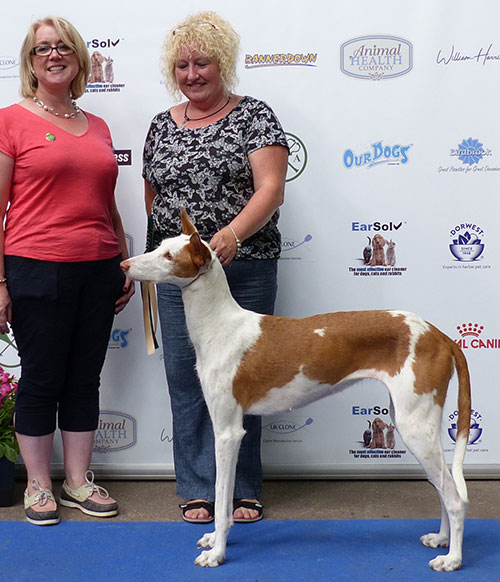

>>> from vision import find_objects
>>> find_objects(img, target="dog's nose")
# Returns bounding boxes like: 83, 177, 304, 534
120, 260, 130, 272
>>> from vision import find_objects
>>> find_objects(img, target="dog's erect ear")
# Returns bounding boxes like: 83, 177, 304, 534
181, 206, 197, 236
188, 232, 212, 268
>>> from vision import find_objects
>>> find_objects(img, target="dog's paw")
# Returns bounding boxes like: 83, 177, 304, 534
420, 533, 449, 548
197, 532, 216, 549
429, 554, 462, 572
194, 549, 225, 568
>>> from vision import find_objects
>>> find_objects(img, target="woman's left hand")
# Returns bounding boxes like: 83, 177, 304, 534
210, 227, 239, 267
114, 276, 135, 314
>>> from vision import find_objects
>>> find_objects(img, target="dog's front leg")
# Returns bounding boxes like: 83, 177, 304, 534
195, 418, 245, 568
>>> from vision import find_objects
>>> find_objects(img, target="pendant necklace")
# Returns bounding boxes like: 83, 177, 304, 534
180, 96, 231, 129
32, 95, 81, 119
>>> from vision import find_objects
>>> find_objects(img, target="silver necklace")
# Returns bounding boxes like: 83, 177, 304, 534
32, 95, 81, 119
180, 96, 231, 129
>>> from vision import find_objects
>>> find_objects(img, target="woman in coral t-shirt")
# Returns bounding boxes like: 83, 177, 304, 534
0, 16, 134, 525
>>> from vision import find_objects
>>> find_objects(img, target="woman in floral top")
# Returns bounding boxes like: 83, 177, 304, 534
143, 11, 288, 524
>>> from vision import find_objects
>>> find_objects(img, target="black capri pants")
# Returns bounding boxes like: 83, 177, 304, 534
6, 255, 125, 437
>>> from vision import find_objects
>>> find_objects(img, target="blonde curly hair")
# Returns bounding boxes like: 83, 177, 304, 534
20, 15, 90, 100
161, 11, 240, 100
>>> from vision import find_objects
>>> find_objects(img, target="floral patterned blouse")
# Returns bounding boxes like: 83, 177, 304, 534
143, 96, 288, 259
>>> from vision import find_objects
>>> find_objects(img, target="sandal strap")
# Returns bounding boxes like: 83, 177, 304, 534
179, 500, 214, 515
233, 499, 264, 511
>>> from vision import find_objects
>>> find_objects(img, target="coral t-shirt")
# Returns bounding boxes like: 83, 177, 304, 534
0, 104, 121, 262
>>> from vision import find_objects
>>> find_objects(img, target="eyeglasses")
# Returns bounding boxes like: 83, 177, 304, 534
31, 43, 75, 57
173, 22, 217, 36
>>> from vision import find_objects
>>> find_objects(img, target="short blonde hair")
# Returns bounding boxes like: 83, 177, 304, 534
161, 11, 240, 100
20, 15, 90, 99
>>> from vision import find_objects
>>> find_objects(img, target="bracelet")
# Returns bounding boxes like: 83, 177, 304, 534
227, 225, 242, 251
0, 278, 7, 285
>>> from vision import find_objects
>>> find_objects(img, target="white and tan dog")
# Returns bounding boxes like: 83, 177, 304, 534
121, 209, 471, 572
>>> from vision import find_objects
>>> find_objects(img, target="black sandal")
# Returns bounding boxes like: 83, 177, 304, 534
233, 499, 264, 523
179, 500, 215, 524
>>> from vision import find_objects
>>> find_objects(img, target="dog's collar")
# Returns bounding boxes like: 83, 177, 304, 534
182, 257, 215, 289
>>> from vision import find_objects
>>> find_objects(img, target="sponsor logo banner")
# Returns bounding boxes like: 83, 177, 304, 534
86, 37, 125, 94
0, 334, 20, 370
443, 223, 491, 271
340, 35, 412, 80
344, 141, 411, 169
114, 149, 132, 166
437, 43, 500, 66
438, 137, 500, 175
444, 408, 486, 457
280, 232, 313, 262
108, 328, 131, 349
350, 405, 407, 460
245, 52, 317, 69
349, 221, 407, 278
286, 133, 307, 182
263, 416, 313, 445
454, 322, 500, 350
0, 56, 20, 79
93, 410, 137, 453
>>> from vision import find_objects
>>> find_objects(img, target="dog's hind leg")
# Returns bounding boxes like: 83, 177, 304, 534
391, 393, 467, 571
195, 404, 245, 568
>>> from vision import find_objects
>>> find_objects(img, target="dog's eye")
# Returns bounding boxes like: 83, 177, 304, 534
164, 251, 173, 260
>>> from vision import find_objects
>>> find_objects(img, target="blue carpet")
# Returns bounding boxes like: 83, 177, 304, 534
0, 519, 495, 581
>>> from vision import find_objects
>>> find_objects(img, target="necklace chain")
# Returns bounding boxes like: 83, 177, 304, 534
32, 95, 81, 119
181, 96, 231, 129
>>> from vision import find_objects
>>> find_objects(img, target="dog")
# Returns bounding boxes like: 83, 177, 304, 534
121, 208, 471, 572
370, 417, 387, 449
369, 233, 387, 266
89, 51, 105, 83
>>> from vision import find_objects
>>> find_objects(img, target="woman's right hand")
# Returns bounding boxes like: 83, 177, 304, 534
0, 285, 12, 335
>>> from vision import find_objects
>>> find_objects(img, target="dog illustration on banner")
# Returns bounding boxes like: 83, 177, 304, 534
89, 51, 115, 84
362, 235, 397, 266
122, 208, 471, 572
362, 417, 396, 450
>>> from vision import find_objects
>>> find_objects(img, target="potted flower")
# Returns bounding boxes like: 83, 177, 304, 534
0, 366, 19, 506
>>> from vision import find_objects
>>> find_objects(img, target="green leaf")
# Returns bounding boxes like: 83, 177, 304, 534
4, 445, 18, 463
0, 443, 5, 458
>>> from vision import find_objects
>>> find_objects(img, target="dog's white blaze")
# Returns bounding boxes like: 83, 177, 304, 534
313, 328, 326, 337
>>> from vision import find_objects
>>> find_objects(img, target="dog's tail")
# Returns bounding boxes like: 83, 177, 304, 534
450, 340, 471, 504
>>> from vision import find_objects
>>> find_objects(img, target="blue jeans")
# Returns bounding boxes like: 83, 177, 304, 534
157, 258, 278, 502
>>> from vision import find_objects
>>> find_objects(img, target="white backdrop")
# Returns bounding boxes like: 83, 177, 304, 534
1, 0, 498, 478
